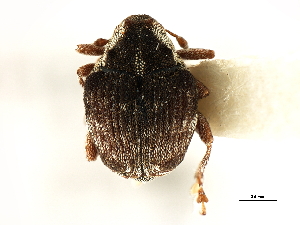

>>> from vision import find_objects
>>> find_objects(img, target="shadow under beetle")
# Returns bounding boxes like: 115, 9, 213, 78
76, 14, 214, 215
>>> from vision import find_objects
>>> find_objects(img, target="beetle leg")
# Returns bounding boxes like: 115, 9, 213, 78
77, 63, 95, 87
76, 38, 108, 56
76, 38, 109, 86
76, 44, 105, 56
85, 132, 98, 161
93, 38, 109, 47
195, 112, 213, 171
192, 111, 213, 215
196, 79, 210, 99
176, 48, 215, 60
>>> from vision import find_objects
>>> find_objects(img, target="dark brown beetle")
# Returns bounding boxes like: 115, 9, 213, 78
76, 14, 214, 214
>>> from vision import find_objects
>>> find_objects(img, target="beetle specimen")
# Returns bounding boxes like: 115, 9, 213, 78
76, 14, 214, 215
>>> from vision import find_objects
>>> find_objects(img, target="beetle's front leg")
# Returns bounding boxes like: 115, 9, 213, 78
76, 38, 109, 86
177, 48, 215, 60
192, 111, 213, 215
76, 38, 109, 55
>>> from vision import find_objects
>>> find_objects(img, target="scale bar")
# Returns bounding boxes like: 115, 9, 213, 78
239, 200, 277, 201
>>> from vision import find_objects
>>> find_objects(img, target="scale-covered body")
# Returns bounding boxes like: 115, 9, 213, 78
76, 14, 214, 214
84, 15, 199, 181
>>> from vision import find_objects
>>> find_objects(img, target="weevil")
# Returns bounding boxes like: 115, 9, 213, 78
76, 14, 214, 215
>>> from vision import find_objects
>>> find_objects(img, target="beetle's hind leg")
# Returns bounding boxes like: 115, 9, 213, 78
85, 132, 98, 161
195, 112, 213, 175
192, 111, 213, 215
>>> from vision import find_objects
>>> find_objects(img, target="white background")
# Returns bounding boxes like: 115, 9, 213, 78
1, 0, 299, 224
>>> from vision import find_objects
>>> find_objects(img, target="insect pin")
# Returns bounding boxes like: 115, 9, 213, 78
76, 14, 214, 215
